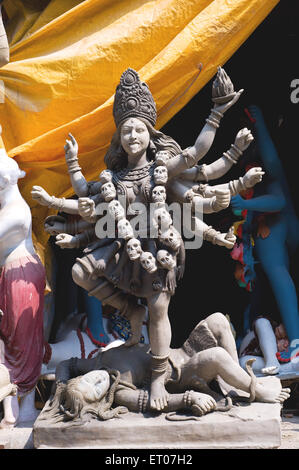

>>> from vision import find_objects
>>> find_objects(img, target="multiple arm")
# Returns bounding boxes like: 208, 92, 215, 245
166, 90, 244, 180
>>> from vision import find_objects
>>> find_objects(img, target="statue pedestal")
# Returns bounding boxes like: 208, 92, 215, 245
33, 402, 282, 449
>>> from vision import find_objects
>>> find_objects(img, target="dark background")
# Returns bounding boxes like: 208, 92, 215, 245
162, 0, 299, 347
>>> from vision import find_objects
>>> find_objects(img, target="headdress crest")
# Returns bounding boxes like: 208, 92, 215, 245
113, 68, 157, 128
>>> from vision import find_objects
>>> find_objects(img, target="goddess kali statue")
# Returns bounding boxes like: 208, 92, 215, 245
32, 67, 264, 410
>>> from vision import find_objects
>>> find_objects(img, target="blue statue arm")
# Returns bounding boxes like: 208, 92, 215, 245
231, 180, 286, 213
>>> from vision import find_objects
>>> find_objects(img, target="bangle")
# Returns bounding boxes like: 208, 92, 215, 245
204, 226, 220, 244
138, 389, 149, 413
49, 196, 66, 211
238, 176, 247, 191
66, 157, 81, 174
205, 118, 219, 129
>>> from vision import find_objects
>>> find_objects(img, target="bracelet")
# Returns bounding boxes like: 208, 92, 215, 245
49, 196, 66, 211
138, 389, 149, 413
204, 226, 220, 244
183, 390, 194, 408
238, 176, 247, 191
66, 157, 81, 174
205, 108, 224, 129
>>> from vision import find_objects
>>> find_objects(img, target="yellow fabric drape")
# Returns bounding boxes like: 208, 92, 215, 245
0, 0, 279, 246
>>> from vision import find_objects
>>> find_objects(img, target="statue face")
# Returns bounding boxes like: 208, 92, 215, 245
126, 238, 142, 260
99, 169, 113, 184
159, 227, 181, 251
101, 182, 116, 202
108, 200, 125, 221
76, 370, 110, 403
120, 118, 150, 157
152, 186, 166, 203
117, 218, 134, 240
157, 250, 176, 270
154, 166, 168, 185
140, 251, 157, 273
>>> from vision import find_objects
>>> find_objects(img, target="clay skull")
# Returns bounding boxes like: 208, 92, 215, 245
101, 182, 116, 202
152, 186, 166, 204
126, 238, 142, 260
140, 251, 157, 273
157, 249, 176, 270
153, 207, 172, 231
154, 166, 168, 185
99, 169, 113, 184
108, 200, 125, 221
117, 218, 134, 240
159, 226, 181, 251
155, 151, 170, 166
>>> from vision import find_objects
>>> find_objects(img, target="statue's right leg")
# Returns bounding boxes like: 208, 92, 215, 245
72, 261, 145, 343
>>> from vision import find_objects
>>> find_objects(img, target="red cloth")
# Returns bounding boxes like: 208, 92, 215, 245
0, 254, 45, 395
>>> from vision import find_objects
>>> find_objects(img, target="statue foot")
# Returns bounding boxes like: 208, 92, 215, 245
0, 417, 17, 429
261, 365, 279, 375
150, 378, 169, 411
255, 377, 290, 404
124, 304, 146, 348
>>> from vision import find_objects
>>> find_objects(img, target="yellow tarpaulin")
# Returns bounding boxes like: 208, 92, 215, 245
0, 0, 279, 246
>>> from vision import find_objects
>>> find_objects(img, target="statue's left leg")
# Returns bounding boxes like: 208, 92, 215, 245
147, 291, 171, 411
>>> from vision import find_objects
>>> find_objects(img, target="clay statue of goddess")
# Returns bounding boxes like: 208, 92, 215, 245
0, 146, 45, 428
32, 68, 263, 411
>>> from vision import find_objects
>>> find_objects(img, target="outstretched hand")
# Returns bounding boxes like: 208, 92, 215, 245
55, 233, 77, 249
78, 197, 95, 218
31, 185, 52, 206
213, 89, 244, 115
214, 226, 236, 249
243, 167, 265, 188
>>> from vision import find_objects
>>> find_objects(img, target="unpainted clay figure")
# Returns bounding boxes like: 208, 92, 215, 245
33, 68, 264, 411
0, 146, 45, 428
40, 313, 290, 425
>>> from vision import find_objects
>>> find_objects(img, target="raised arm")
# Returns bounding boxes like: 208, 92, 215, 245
180, 128, 253, 182
166, 73, 244, 179
64, 133, 89, 197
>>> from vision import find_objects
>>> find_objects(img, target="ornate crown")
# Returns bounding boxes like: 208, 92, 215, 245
113, 68, 157, 128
